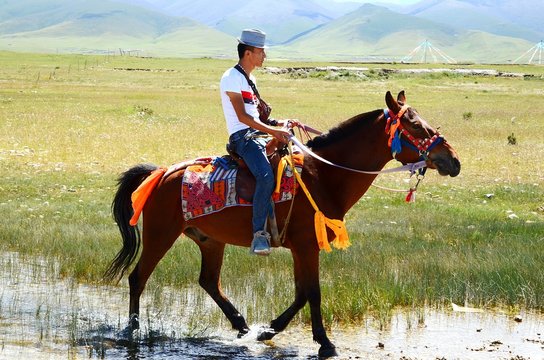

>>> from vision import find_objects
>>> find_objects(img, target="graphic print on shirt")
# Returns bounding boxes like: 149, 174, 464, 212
241, 90, 257, 105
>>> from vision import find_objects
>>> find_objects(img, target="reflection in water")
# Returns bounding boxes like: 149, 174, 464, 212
0, 252, 542, 359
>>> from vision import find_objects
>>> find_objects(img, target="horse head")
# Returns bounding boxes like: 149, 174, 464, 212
385, 91, 460, 177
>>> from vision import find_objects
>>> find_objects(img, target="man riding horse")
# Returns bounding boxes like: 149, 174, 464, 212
220, 29, 297, 255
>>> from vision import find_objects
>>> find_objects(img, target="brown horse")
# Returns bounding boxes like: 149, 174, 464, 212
105, 91, 460, 357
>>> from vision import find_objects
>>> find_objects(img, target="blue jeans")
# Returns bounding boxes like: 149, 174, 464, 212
229, 128, 274, 233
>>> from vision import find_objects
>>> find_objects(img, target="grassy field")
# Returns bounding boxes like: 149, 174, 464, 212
0, 51, 543, 326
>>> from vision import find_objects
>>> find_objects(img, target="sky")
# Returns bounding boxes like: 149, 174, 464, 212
334, 0, 421, 4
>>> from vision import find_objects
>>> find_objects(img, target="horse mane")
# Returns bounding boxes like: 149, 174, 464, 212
306, 109, 383, 149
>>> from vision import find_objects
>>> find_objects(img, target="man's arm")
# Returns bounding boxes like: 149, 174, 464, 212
226, 91, 290, 142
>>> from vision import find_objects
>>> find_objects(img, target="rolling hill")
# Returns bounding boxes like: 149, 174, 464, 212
0, 0, 236, 57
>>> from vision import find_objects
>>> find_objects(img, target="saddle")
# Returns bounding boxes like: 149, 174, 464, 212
225, 137, 288, 202
181, 150, 301, 218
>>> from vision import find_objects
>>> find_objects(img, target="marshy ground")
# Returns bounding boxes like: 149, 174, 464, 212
1, 52, 543, 359
1, 252, 542, 359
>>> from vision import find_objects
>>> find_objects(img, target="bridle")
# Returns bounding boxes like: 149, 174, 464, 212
384, 105, 443, 161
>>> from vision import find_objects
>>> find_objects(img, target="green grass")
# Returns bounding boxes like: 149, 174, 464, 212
0, 51, 543, 326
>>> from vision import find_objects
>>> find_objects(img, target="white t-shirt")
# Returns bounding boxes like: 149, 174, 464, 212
220, 67, 260, 135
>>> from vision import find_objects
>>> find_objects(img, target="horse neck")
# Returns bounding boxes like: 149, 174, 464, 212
307, 111, 393, 217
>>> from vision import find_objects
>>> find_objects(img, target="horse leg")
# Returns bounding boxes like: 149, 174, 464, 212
128, 226, 180, 329
193, 233, 250, 336
299, 248, 337, 358
261, 247, 337, 357
257, 249, 307, 340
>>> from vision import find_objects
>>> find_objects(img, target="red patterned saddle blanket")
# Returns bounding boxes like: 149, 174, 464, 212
181, 154, 303, 220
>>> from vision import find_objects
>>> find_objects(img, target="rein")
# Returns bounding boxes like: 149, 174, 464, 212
290, 135, 425, 202
290, 105, 444, 176
288, 105, 445, 201
289, 136, 427, 176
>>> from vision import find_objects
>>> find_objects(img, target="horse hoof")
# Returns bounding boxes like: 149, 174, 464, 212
257, 327, 277, 341
318, 345, 338, 358
237, 327, 250, 338
129, 314, 140, 330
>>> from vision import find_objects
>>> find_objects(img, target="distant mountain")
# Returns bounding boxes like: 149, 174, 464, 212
277, 4, 457, 59
112, 0, 247, 25
0, 0, 540, 62
404, 0, 544, 42
488, 0, 544, 35
215, 0, 336, 44
312, 0, 364, 17
111, 0, 336, 44
0, 0, 183, 36
275, 3, 533, 62
0, 0, 236, 57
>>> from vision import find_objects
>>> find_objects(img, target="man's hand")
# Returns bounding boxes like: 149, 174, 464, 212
277, 119, 301, 128
271, 128, 291, 143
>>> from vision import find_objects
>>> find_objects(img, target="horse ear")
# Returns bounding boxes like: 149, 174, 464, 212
385, 91, 401, 113
397, 90, 406, 105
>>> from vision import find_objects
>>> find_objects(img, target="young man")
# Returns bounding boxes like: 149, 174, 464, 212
220, 29, 292, 256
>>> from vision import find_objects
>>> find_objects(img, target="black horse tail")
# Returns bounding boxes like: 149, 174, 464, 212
104, 163, 159, 283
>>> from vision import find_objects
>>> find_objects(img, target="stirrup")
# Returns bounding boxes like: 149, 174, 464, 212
266, 204, 280, 247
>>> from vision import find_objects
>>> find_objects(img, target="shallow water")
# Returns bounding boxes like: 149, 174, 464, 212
0, 252, 542, 359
